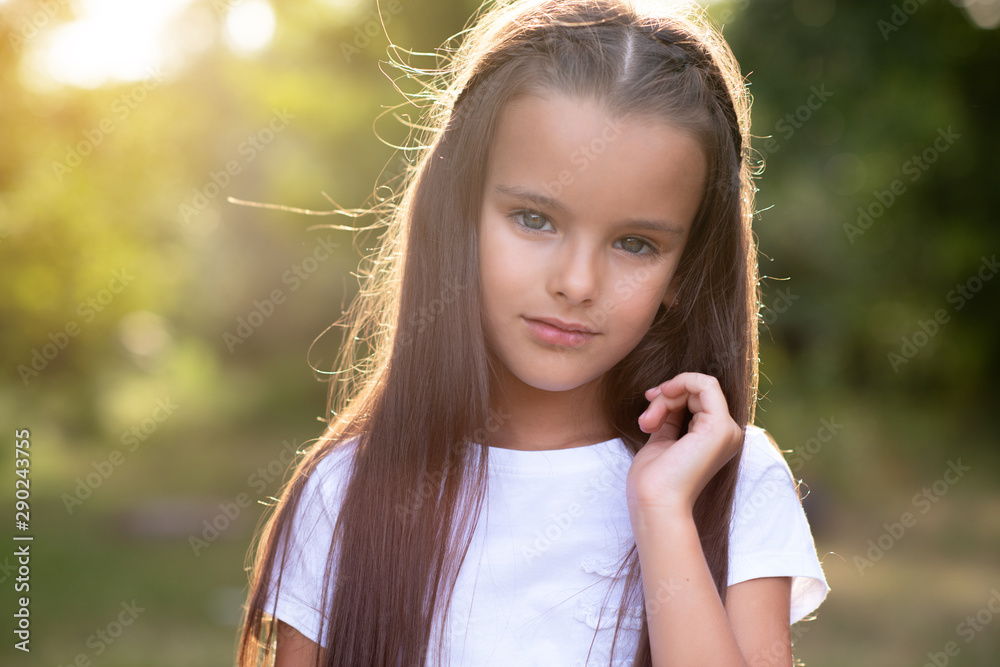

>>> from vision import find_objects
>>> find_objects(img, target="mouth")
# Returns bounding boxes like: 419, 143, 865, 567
522, 316, 599, 348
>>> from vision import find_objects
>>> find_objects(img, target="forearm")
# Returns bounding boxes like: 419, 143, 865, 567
631, 507, 748, 667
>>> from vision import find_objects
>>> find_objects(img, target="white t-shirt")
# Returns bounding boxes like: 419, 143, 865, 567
264, 425, 829, 665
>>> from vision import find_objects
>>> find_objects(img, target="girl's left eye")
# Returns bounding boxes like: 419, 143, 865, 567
615, 236, 656, 255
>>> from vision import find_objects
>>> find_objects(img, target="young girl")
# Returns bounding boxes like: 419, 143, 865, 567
238, 0, 829, 665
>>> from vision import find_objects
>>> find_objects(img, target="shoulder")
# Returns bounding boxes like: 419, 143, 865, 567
740, 425, 792, 473
264, 438, 361, 647
289, 437, 361, 526
731, 424, 803, 530
734, 425, 799, 497
307, 437, 360, 486
729, 425, 831, 623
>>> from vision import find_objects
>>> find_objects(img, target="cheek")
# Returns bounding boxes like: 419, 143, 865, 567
478, 218, 497, 284
479, 215, 535, 291
478, 220, 513, 312
605, 271, 671, 334
611, 267, 670, 307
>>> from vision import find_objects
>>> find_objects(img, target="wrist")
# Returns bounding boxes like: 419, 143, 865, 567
627, 499, 696, 537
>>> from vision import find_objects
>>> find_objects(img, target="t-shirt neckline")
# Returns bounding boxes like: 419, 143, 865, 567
473, 436, 630, 474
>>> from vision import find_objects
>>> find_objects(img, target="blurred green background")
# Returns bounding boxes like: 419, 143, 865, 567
1, 0, 998, 664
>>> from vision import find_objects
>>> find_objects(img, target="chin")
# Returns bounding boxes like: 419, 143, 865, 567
512, 368, 605, 394
523, 380, 580, 393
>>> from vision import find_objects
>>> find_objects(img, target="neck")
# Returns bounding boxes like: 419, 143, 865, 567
486, 365, 617, 451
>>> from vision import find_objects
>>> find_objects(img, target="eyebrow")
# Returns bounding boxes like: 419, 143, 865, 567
493, 184, 687, 238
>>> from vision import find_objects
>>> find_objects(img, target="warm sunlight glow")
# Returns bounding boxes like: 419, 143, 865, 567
25, 0, 194, 89
223, 0, 276, 55
319, 0, 367, 13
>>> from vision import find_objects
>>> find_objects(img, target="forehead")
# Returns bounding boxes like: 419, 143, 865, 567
483, 92, 708, 231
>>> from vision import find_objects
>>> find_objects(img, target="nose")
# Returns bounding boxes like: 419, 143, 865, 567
547, 238, 600, 305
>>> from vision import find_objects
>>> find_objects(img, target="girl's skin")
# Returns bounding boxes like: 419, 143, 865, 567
274, 92, 792, 666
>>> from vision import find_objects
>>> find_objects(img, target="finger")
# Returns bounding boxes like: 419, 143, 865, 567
641, 373, 731, 436
643, 381, 701, 420
638, 401, 685, 438
638, 388, 693, 435
655, 373, 729, 419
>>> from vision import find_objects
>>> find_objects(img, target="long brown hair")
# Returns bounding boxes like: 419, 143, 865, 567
238, 1, 759, 665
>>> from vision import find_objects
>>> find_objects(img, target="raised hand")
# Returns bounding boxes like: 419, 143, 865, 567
626, 372, 744, 517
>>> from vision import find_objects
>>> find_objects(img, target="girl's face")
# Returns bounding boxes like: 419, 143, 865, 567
478, 91, 707, 394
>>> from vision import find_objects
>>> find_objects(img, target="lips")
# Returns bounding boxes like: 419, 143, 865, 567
532, 316, 596, 334
523, 316, 598, 348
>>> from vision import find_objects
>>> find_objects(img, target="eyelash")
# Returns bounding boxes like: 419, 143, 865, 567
506, 209, 660, 257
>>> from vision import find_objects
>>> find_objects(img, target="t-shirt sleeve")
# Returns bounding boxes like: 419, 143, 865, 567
727, 425, 830, 625
262, 440, 357, 646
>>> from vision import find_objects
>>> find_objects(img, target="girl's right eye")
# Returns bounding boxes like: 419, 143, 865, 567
508, 209, 553, 232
